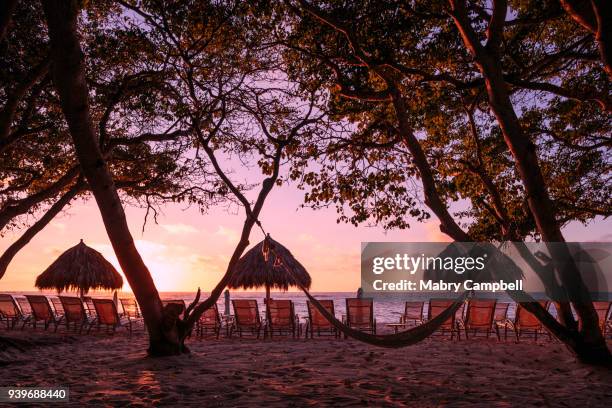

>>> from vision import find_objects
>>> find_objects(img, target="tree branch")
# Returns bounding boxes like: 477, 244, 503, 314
560, 0, 612, 79
0, 166, 80, 232
0, 180, 84, 280
508, 78, 612, 112
486, 0, 507, 52
0, 58, 50, 143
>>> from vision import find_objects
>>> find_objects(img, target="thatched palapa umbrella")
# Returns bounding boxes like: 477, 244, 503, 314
228, 235, 311, 304
35, 239, 123, 297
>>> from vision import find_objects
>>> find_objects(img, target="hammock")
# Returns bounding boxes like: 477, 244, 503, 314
279, 241, 492, 346
300, 285, 467, 347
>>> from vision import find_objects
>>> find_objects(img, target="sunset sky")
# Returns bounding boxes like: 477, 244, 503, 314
1, 177, 610, 293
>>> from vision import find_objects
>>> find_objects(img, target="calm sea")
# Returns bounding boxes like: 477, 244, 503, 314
5, 290, 525, 322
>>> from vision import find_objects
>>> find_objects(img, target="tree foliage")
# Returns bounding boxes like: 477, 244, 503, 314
277, 0, 610, 241
0, 1, 229, 240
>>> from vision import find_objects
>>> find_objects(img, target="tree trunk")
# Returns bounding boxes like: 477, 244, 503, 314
180, 177, 281, 342
179, 117, 294, 343
449, 0, 610, 364
41, 0, 181, 356
388, 84, 577, 342
388, 86, 471, 242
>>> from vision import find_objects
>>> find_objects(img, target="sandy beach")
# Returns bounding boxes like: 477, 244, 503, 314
1, 330, 610, 407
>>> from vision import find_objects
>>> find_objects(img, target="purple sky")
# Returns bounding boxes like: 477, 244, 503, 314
1, 174, 610, 293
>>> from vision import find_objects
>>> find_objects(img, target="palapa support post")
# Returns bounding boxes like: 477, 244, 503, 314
224, 289, 230, 317
265, 234, 272, 306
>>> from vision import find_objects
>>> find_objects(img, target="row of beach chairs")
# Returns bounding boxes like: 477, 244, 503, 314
0, 295, 349, 339
389, 299, 612, 341
166, 297, 612, 342
0, 294, 142, 334
2, 294, 611, 342
0, 294, 195, 335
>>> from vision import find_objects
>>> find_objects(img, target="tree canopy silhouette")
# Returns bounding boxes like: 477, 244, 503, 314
0, 0, 609, 363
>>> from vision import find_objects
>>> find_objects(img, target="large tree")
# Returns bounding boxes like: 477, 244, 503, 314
448, 0, 609, 362
111, 0, 331, 350
36, 0, 329, 355
280, 0, 610, 364
0, 1, 218, 282
42, 0, 191, 356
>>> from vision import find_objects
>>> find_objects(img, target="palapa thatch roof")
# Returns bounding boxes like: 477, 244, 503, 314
228, 236, 311, 291
35, 240, 123, 294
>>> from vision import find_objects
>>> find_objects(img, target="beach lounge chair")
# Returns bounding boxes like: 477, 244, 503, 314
427, 299, 460, 340
119, 298, 144, 332
457, 299, 497, 339
345, 298, 376, 336
82, 296, 97, 319
25, 295, 63, 331
0, 294, 28, 329
16, 297, 32, 320
266, 299, 298, 338
88, 298, 132, 335
119, 298, 140, 318
493, 302, 510, 324
569, 301, 612, 338
591, 301, 611, 337
401, 301, 424, 326
59, 296, 94, 333
492, 302, 510, 340
196, 303, 222, 339
230, 299, 263, 338
50, 297, 65, 321
306, 299, 339, 338
498, 300, 550, 342
386, 301, 424, 333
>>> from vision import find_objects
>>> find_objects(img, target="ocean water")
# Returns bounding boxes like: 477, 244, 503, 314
5, 290, 526, 322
